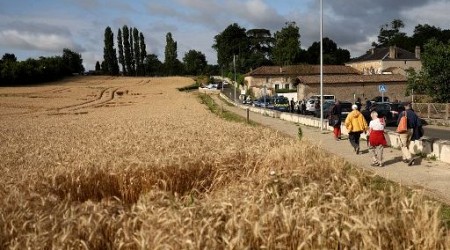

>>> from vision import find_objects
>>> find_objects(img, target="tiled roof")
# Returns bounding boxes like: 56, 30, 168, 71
349, 47, 418, 63
246, 65, 361, 76
298, 74, 407, 84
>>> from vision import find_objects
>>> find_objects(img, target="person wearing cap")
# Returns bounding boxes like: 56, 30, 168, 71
345, 104, 368, 154
397, 102, 422, 166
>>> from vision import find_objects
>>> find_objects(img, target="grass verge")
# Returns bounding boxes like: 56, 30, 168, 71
177, 82, 199, 92
198, 93, 256, 125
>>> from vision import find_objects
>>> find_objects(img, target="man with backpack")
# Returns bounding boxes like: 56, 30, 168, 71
397, 103, 422, 166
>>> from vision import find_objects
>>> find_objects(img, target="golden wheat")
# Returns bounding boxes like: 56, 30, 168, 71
0, 76, 448, 249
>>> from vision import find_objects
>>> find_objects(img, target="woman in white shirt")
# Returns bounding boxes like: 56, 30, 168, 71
368, 111, 387, 167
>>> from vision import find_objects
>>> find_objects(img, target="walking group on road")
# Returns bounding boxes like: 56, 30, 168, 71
329, 102, 422, 167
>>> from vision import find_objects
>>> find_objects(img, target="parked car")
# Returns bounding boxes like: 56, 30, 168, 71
252, 96, 272, 108
362, 102, 405, 125
273, 96, 289, 112
305, 98, 318, 114
314, 101, 352, 120
372, 96, 390, 103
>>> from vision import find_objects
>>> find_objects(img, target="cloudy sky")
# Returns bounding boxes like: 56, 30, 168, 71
1, 0, 449, 70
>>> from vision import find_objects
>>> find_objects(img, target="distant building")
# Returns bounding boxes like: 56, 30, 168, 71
296, 74, 407, 102
244, 65, 360, 97
346, 46, 422, 75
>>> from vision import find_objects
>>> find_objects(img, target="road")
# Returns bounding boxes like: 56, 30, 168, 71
386, 125, 450, 140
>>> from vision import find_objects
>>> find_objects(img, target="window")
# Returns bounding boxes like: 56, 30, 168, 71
265, 77, 269, 83
275, 84, 279, 90
284, 84, 290, 89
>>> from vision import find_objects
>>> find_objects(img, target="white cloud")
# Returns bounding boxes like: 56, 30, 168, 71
0, 30, 82, 52
401, 0, 450, 29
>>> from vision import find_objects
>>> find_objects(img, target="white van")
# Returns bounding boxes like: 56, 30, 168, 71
305, 95, 335, 113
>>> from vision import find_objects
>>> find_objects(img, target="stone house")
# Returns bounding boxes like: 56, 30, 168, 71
244, 65, 360, 97
296, 74, 407, 102
345, 46, 422, 75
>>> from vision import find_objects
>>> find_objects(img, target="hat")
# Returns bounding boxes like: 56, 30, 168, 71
352, 104, 358, 110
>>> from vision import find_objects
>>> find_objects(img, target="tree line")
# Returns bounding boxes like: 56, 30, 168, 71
212, 22, 350, 75
372, 19, 450, 102
0, 49, 84, 86
101, 26, 215, 77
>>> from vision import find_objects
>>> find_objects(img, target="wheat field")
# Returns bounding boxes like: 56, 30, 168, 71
0, 76, 448, 249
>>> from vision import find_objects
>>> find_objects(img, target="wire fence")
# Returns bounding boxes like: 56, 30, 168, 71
412, 103, 450, 120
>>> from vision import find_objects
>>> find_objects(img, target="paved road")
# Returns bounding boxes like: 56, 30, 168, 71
386, 125, 450, 141
213, 94, 450, 205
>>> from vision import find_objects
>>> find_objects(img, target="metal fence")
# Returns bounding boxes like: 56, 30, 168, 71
412, 103, 450, 120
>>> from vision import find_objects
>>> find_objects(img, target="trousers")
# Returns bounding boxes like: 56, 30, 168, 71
348, 131, 362, 150
399, 130, 412, 160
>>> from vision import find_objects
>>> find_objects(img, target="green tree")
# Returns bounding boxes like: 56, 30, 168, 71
373, 19, 411, 49
164, 32, 178, 75
122, 26, 133, 75
306, 37, 350, 64
411, 39, 450, 102
129, 28, 135, 74
117, 28, 126, 74
212, 23, 249, 72
2, 53, 17, 62
95, 61, 101, 72
62, 48, 84, 74
103, 26, 119, 75
273, 22, 301, 66
132, 28, 140, 76
246, 28, 274, 68
144, 54, 162, 76
139, 32, 147, 75
183, 50, 207, 75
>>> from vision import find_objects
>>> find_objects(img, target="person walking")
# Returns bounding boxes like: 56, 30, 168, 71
345, 104, 368, 154
290, 98, 295, 113
368, 111, 387, 167
329, 100, 342, 141
397, 103, 422, 166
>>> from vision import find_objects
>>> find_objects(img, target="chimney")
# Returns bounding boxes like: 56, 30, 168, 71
415, 46, 421, 59
389, 46, 396, 59
370, 48, 375, 55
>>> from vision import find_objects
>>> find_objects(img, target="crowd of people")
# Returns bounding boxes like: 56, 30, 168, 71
330, 101, 422, 167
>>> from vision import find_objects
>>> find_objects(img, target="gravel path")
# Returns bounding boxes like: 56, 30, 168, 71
212, 95, 450, 205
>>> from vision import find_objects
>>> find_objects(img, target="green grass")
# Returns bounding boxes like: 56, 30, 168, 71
177, 82, 199, 92
218, 95, 235, 107
198, 93, 256, 125
441, 205, 450, 228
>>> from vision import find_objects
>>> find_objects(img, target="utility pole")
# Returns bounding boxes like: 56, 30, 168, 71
320, 0, 324, 130
233, 54, 237, 103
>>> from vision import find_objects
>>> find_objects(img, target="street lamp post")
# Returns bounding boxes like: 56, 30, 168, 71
319, 0, 324, 130
233, 54, 237, 103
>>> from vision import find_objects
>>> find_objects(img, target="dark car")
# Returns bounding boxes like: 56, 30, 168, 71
362, 102, 405, 125
252, 96, 273, 108
314, 101, 352, 120
273, 96, 289, 112
372, 96, 390, 103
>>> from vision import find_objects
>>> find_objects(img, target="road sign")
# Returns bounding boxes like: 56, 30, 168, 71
379, 84, 387, 93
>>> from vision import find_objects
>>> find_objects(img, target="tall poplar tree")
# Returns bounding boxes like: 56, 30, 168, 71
117, 28, 126, 74
164, 32, 178, 76
133, 28, 140, 76
122, 25, 132, 76
103, 26, 119, 75
129, 28, 135, 75
139, 32, 147, 75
